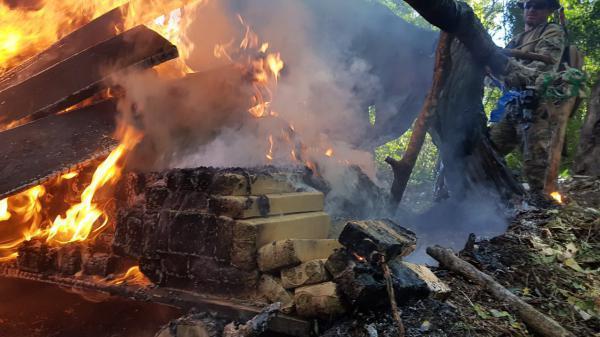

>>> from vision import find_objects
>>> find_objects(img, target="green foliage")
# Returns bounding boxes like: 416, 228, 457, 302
375, 0, 433, 29
371, 0, 599, 186
374, 130, 439, 185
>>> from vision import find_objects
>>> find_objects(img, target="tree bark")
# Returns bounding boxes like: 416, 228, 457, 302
401, 0, 508, 75
573, 78, 600, 175
429, 39, 523, 199
427, 245, 575, 337
386, 32, 452, 205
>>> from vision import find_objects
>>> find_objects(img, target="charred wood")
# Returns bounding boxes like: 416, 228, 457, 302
429, 38, 523, 199
0, 100, 118, 199
0, 6, 123, 92
0, 25, 177, 127
338, 219, 416, 262
222, 303, 281, 337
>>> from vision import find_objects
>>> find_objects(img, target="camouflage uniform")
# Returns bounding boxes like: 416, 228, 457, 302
489, 23, 565, 193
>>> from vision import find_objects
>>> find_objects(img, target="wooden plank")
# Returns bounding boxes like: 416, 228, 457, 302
0, 25, 178, 127
0, 0, 188, 92
0, 264, 312, 337
0, 100, 118, 199
0, 6, 125, 92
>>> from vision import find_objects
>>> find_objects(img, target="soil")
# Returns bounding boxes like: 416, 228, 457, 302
322, 175, 600, 337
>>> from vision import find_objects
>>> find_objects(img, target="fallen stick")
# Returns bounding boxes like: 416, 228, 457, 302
380, 256, 405, 337
426, 245, 575, 337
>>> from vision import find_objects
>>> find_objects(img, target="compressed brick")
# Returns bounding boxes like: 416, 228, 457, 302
238, 211, 330, 248
189, 256, 259, 289
161, 253, 190, 278
16, 239, 54, 273
294, 282, 346, 318
82, 253, 117, 276
258, 239, 341, 272
258, 274, 294, 313
55, 243, 82, 275
210, 192, 324, 219
281, 259, 330, 289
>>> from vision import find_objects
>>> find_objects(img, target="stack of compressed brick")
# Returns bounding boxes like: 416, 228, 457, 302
112, 167, 332, 294
257, 239, 346, 317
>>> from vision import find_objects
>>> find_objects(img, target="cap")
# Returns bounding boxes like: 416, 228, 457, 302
517, 0, 561, 10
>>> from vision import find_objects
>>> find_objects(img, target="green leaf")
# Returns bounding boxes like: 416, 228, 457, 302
473, 304, 491, 319
564, 258, 585, 272
489, 309, 511, 318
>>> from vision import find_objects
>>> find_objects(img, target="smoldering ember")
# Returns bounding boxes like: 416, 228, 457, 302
0, 0, 598, 337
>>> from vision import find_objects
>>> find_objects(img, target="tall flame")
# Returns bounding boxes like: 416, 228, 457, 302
0, 126, 142, 258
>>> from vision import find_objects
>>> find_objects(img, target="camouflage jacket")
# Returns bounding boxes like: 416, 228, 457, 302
503, 23, 566, 88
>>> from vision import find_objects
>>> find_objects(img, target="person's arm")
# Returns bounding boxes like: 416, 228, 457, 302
502, 25, 565, 87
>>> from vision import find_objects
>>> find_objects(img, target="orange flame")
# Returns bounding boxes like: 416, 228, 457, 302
0, 0, 203, 75
325, 148, 334, 157
46, 127, 142, 244
0, 126, 142, 259
61, 172, 79, 180
550, 191, 563, 204
110, 266, 150, 286
266, 135, 274, 161
0, 198, 10, 221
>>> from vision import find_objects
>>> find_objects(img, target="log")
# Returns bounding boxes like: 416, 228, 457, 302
0, 100, 118, 200
386, 32, 451, 205
427, 245, 575, 337
0, 25, 178, 127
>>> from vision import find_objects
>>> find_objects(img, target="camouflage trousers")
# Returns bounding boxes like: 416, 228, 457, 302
489, 104, 552, 193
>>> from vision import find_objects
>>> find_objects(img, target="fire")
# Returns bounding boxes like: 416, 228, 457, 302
0, 198, 10, 221
0, 0, 203, 76
325, 148, 334, 157
110, 266, 150, 286
213, 15, 285, 120
550, 191, 563, 204
61, 172, 79, 180
0, 126, 142, 259
266, 135, 274, 161
46, 126, 142, 244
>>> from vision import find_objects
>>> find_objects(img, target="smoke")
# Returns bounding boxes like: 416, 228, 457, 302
402, 191, 510, 264
113, 0, 436, 209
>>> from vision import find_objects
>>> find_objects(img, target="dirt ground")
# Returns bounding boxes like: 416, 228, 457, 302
321, 176, 599, 337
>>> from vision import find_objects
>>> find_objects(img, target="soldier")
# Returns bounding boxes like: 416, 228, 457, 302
489, 0, 565, 206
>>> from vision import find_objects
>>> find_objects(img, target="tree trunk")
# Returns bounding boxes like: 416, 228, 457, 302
573, 78, 600, 176
401, 0, 508, 75
429, 38, 523, 199
395, 0, 523, 199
